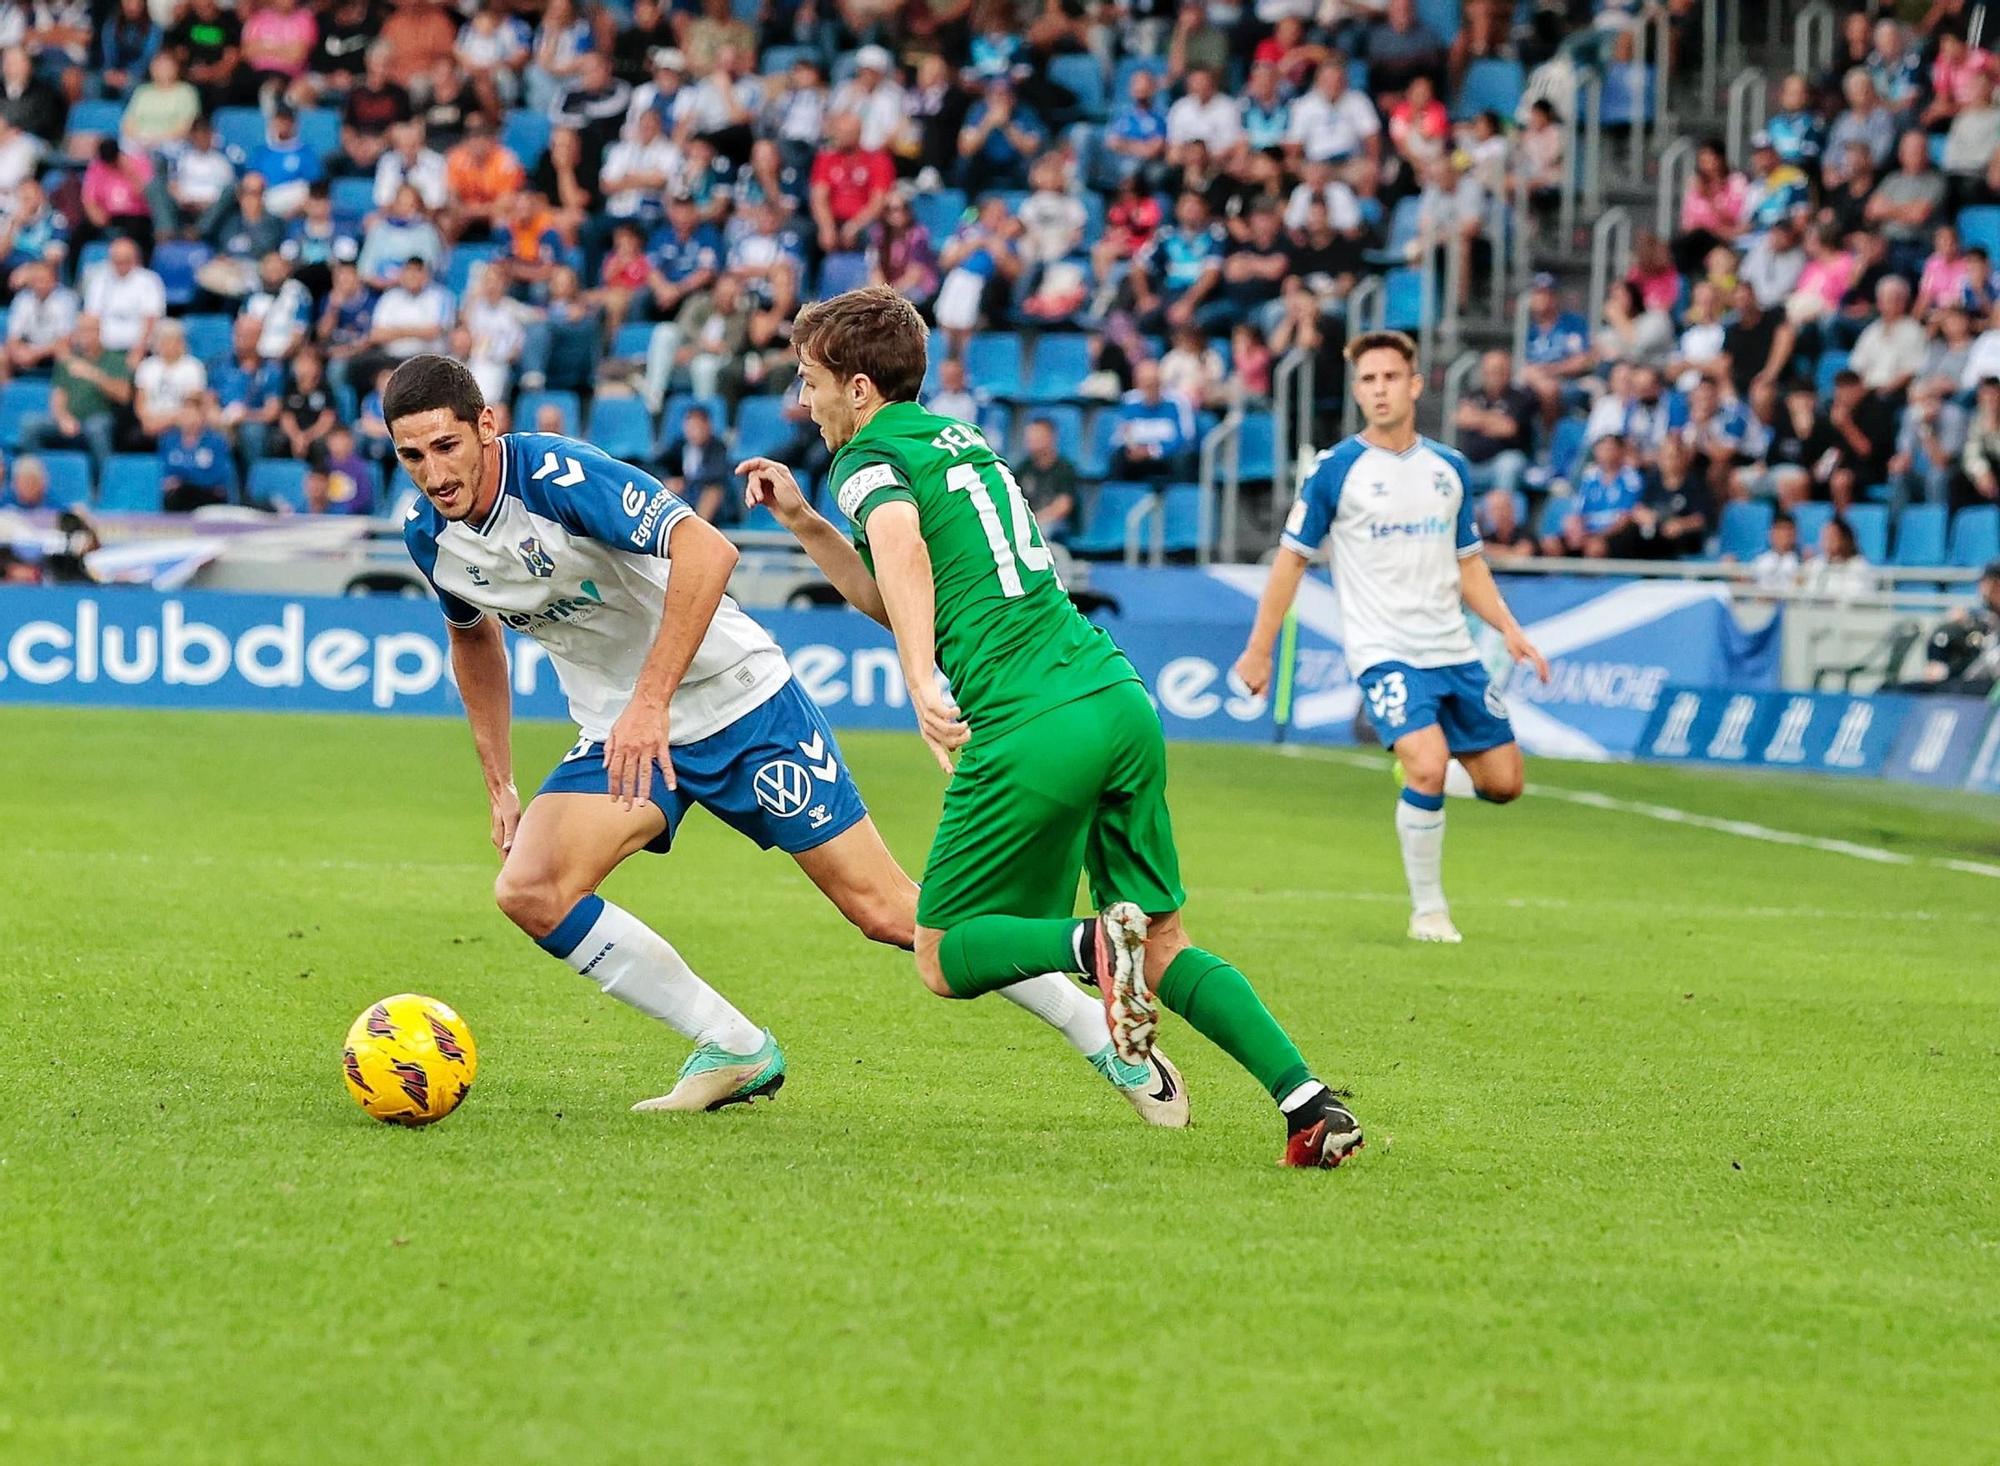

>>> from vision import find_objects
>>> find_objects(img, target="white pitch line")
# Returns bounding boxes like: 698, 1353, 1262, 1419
1272, 743, 2000, 882
1196, 885, 1999, 925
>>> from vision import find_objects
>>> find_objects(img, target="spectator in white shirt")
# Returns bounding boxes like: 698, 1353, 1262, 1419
373, 120, 450, 214
760, 55, 827, 177
460, 263, 531, 403
1286, 59, 1382, 175
626, 48, 690, 138
80, 236, 165, 361
829, 45, 908, 154
677, 44, 758, 159
132, 318, 208, 440
241, 252, 316, 361
365, 256, 456, 366
1849, 275, 1928, 396
600, 104, 679, 223
1802, 515, 1877, 599
1283, 156, 1364, 232
0, 112, 38, 199
2, 257, 76, 380
147, 115, 236, 241
1166, 66, 1244, 166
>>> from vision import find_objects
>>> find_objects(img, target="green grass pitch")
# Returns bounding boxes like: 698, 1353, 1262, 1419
3, 706, 1997, 1464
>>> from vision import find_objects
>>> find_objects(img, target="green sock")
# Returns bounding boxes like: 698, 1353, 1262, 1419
938, 916, 1084, 998
1155, 948, 1314, 1103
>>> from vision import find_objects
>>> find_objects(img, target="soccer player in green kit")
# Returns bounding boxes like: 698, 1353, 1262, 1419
739, 286, 1362, 1167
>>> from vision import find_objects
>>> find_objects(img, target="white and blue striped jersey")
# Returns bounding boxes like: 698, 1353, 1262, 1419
1281, 433, 1483, 677
404, 431, 791, 744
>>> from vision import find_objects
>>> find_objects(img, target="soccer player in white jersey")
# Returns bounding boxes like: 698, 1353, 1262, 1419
388, 355, 1186, 1120
1232, 331, 1550, 942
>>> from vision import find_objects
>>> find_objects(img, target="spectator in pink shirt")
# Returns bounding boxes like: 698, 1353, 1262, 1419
1625, 231, 1683, 314
1919, 224, 1973, 316
244, 0, 320, 101
1786, 222, 1856, 329
1675, 140, 1747, 275
81, 140, 156, 252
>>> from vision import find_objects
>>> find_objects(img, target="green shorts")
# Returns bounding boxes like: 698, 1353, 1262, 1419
915, 679, 1187, 930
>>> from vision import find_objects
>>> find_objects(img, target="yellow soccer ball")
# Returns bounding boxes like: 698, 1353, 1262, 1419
341, 994, 478, 1126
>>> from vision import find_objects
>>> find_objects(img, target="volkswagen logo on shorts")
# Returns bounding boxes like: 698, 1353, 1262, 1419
753, 759, 813, 818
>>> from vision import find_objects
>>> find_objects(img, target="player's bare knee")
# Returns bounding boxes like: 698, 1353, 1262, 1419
1478, 774, 1524, 804
1403, 757, 1449, 794
1142, 912, 1191, 986
493, 866, 566, 939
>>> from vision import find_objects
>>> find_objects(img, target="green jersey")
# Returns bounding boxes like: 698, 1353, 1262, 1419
831, 400, 1139, 739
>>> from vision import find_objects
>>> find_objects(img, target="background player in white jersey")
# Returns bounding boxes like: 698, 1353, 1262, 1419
1233, 331, 1550, 943
387, 355, 1184, 1121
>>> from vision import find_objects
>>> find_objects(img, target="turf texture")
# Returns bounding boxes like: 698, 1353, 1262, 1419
2, 707, 1996, 1464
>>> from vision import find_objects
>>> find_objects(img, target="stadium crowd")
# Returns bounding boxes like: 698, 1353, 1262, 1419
0, 0, 1992, 595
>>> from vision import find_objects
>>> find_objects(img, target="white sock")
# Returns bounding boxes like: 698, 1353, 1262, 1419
1395, 797, 1448, 915
1279, 1080, 1326, 1113
996, 973, 1119, 1061
547, 897, 764, 1054
1443, 760, 1477, 799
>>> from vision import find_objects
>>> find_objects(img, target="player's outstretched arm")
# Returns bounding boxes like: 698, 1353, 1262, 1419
1232, 546, 1313, 698
447, 616, 520, 856
866, 501, 969, 774
736, 455, 891, 627
1460, 552, 1551, 683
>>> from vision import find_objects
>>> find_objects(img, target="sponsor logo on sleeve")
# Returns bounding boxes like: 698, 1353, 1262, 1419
836, 463, 901, 520
629, 485, 680, 548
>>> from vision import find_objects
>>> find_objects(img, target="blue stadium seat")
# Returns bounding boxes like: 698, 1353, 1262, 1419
1949, 504, 2000, 566
98, 454, 164, 512
1368, 197, 1424, 266
1790, 501, 1834, 551
1081, 409, 1119, 478
1049, 53, 1108, 120
1068, 482, 1154, 558
1023, 334, 1093, 402
912, 189, 968, 245
213, 106, 266, 160
739, 501, 785, 533
1160, 482, 1209, 556
502, 110, 551, 170
1010, 403, 1085, 463
183, 315, 236, 371
151, 241, 211, 309
516, 390, 581, 437
585, 395, 657, 461
1845, 503, 1889, 563
659, 393, 728, 448
760, 45, 814, 76
817, 250, 871, 298
1547, 416, 1588, 482
0, 379, 53, 447
1455, 59, 1525, 121
1600, 64, 1654, 126
965, 332, 1026, 399
1814, 350, 1851, 398
445, 242, 501, 296
247, 459, 311, 513
297, 107, 340, 162
732, 393, 793, 461
978, 402, 1012, 448
330, 175, 376, 227
67, 99, 125, 137
1958, 206, 2000, 257
1535, 492, 1571, 537
1891, 504, 1948, 567
38, 450, 93, 508
1719, 500, 1773, 561
1383, 267, 1427, 332
1417, 0, 1462, 44
612, 321, 654, 359
1111, 55, 1167, 105
75, 239, 112, 282
1231, 412, 1276, 482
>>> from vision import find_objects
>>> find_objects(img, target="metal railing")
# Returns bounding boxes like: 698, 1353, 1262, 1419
1589, 206, 1633, 330
1119, 489, 1164, 568
1511, 289, 1532, 367
1701, 0, 1721, 122
1629, 8, 1673, 183
1512, 164, 1534, 295
1726, 69, 1767, 169
1198, 409, 1243, 562
1559, 70, 1603, 250
1795, 0, 1836, 77
1439, 350, 1482, 450
1260, 345, 1317, 565
1339, 275, 1384, 438
1656, 136, 1696, 238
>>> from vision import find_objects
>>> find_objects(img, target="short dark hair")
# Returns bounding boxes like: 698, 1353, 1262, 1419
382, 354, 486, 430
792, 285, 929, 403
1772, 510, 1795, 528
1343, 329, 1419, 367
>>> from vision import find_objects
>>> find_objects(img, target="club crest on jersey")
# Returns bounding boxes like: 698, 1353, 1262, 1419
517, 536, 555, 578
1433, 470, 1454, 497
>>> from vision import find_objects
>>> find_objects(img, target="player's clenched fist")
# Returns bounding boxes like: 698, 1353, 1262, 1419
736, 456, 811, 526
1230, 646, 1273, 699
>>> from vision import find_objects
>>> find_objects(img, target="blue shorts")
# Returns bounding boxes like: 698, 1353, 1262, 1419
1356, 659, 1516, 756
536, 679, 869, 855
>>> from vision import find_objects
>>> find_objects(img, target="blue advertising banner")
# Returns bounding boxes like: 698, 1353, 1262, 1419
1639, 686, 1933, 777
1881, 696, 2000, 787
0, 586, 1280, 743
